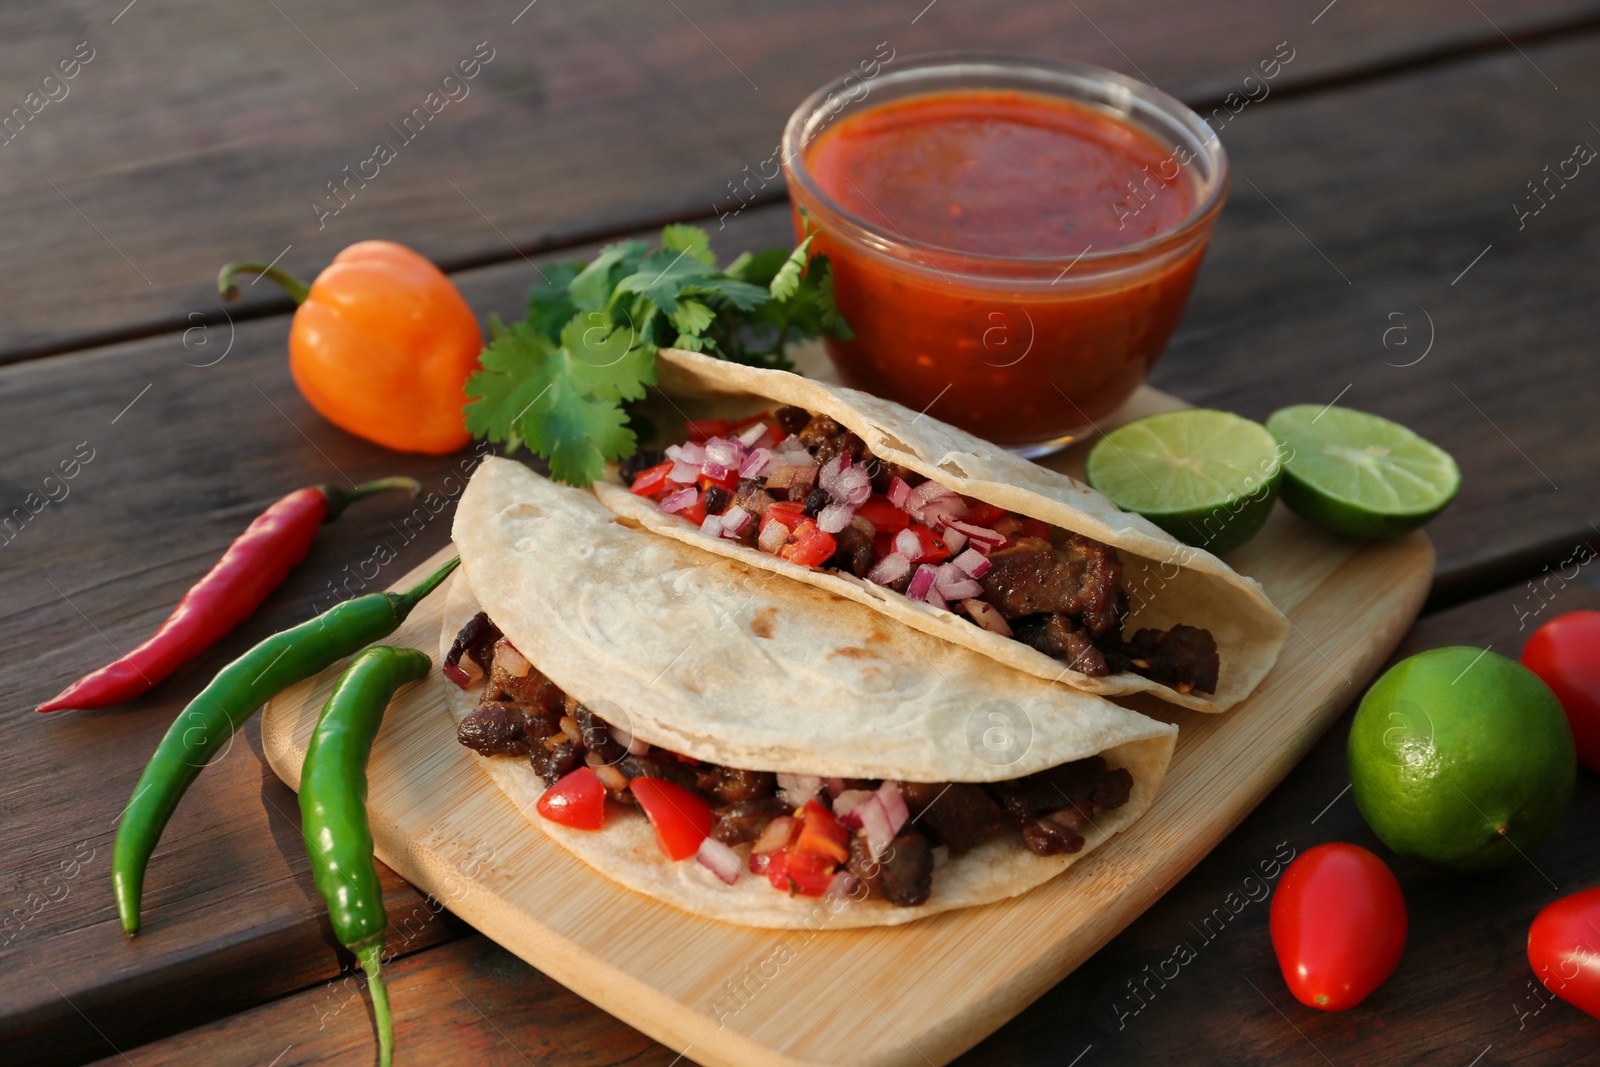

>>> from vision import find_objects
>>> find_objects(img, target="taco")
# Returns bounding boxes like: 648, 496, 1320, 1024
595, 347, 1289, 712
445, 457, 1176, 928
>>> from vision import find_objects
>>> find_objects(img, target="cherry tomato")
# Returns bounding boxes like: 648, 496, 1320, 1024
1528, 886, 1600, 1019
1270, 843, 1406, 1011
536, 766, 606, 830
1522, 611, 1600, 772
629, 777, 712, 861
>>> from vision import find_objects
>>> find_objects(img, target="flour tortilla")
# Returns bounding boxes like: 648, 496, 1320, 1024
447, 457, 1176, 928
594, 347, 1289, 712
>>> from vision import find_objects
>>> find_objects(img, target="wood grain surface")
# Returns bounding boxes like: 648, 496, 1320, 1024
1, 0, 1597, 360
91, 574, 1600, 1067
250, 408, 1433, 1066
3, 2, 1598, 1064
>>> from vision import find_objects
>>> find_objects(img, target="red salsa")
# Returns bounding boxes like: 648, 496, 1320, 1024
792, 89, 1214, 447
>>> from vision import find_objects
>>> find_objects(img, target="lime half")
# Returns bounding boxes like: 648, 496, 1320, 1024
1266, 404, 1459, 540
1084, 409, 1283, 554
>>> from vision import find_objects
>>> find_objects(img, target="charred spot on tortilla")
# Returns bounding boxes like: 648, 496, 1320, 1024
620, 396, 1221, 695
829, 645, 874, 660
452, 613, 1141, 909
750, 607, 779, 638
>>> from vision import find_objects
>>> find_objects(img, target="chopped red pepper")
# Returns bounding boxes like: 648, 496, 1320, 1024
536, 766, 607, 831
630, 460, 676, 497
684, 418, 733, 443
763, 500, 807, 529
781, 519, 837, 567
629, 777, 713, 861
680, 496, 708, 527
856, 496, 912, 532
730, 411, 774, 432
1020, 517, 1050, 540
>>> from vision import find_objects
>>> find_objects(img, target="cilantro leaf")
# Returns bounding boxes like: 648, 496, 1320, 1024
556, 314, 655, 402
661, 224, 716, 266
529, 385, 636, 487
768, 232, 816, 301
568, 240, 648, 310
526, 261, 584, 337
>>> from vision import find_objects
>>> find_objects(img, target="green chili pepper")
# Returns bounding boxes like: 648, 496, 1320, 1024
112, 556, 459, 936
301, 645, 431, 1067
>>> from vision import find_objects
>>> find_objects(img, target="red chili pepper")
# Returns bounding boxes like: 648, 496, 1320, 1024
37, 476, 420, 713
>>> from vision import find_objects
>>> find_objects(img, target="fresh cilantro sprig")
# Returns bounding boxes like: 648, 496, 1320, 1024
464, 219, 850, 485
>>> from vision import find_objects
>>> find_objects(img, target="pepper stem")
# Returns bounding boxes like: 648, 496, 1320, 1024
390, 556, 461, 620
322, 476, 423, 520
218, 261, 312, 304
356, 942, 393, 1067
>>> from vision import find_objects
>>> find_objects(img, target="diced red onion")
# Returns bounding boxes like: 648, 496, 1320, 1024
935, 563, 984, 600
658, 486, 699, 514
876, 781, 909, 833
696, 837, 742, 885
931, 844, 950, 869
817, 501, 855, 534
823, 777, 849, 799
699, 515, 724, 538
669, 441, 706, 464
720, 505, 751, 535
917, 496, 969, 529
908, 478, 958, 511
961, 599, 1014, 636
442, 663, 472, 689
887, 476, 912, 509
776, 773, 823, 806
669, 457, 700, 482
945, 519, 1006, 551
499, 643, 531, 678
739, 448, 773, 479
894, 528, 922, 559
757, 517, 788, 555
826, 871, 859, 898
770, 435, 813, 466
817, 452, 849, 491
752, 816, 795, 855
866, 552, 910, 586
835, 468, 872, 506
906, 563, 938, 602
856, 795, 894, 859
737, 421, 771, 447
704, 437, 743, 469
953, 548, 991, 578
942, 527, 968, 553
832, 789, 876, 826
701, 462, 733, 483
767, 464, 817, 490
608, 721, 651, 757
924, 585, 948, 611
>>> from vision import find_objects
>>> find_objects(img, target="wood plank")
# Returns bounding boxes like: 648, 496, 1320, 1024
2, 0, 1598, 359
10, 31, 1600, 1061
0, 214, 790, 1067
247, 425, 1431, 1067
96, 523, 1600, 1067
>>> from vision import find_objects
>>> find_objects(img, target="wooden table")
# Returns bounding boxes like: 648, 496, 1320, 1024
3, 2, 1598, 1063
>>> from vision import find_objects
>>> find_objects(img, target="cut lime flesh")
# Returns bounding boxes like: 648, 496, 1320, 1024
1266, 404, 1459, 540
1084, 409, 1283, 554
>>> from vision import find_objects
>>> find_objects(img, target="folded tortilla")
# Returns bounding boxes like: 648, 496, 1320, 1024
594, 347, 1289, 712
448, 457, 1176, 928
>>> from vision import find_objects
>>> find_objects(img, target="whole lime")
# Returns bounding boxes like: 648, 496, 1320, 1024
1348, 646, 1575, 873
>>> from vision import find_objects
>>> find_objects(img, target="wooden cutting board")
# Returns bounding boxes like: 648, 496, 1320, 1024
262, 376, 1433, 1067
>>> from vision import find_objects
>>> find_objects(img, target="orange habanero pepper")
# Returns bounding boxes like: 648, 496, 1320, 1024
220, 241, 482, 454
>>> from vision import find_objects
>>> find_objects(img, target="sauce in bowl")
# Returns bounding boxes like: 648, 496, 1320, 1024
784, 60, 1227, 452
